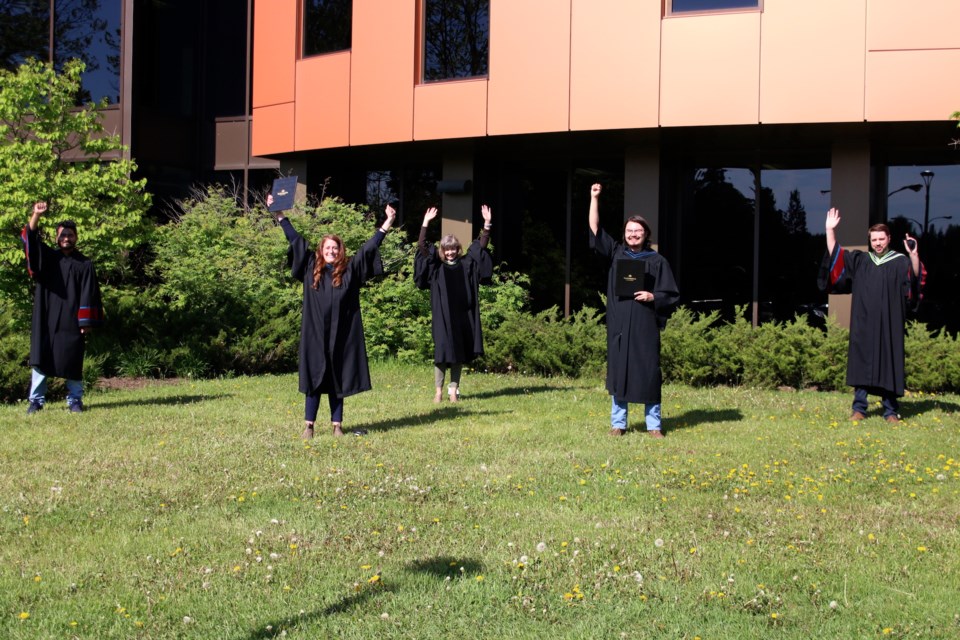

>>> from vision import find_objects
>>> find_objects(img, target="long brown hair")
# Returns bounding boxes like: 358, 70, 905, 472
313, 235, 348, 288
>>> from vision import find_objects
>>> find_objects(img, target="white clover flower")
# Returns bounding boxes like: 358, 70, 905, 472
183, 616, 193, 624
829, 600, 838, 609
654, 538, 664, 548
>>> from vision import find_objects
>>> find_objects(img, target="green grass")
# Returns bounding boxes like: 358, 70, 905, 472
2, 362, 959, 639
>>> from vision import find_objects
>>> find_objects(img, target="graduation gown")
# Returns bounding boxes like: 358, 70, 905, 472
21, 226, 103, 380
818, 245, 923, 396
591, 227, 679, 404
282, 219, 385, 397
414, 232, 492, 365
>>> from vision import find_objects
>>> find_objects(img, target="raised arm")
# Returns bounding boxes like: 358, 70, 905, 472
380, 203, 397, 233
589, 184, 601, 235
904, 233, 920, 277
28, 201, 47, 231
419, 207, 438, 255
825, 207, 840, 255
479, 204, 492, 249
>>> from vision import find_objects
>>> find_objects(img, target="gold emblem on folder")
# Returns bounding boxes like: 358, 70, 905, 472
277, 189, 289, 196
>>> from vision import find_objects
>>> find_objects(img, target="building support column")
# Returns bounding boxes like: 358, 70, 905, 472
828, 139, 872, 329
440, 149, 475, 244
624, 146, 661, 247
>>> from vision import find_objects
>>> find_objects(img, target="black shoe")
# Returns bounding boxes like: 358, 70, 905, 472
69, 401, 84, 413
26, 401, 43, 415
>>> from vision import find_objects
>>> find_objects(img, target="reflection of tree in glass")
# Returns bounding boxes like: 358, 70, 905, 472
423, 0, 488, 82
0, 0, 52, 70
782, 189, 808, 236
303, 0, 352, 57
1, 0, 119, 103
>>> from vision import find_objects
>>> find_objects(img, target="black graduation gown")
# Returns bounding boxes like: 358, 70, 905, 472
414, 233, 492, 365
21, 226, 103, 380
282, 219, 385, 397
818, 245, 922, 396
590, 227, 679, 404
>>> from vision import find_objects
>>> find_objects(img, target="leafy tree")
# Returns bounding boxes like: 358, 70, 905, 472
0, 58, 151, 321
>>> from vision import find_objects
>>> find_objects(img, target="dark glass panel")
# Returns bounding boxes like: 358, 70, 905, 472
423, 0, 488, 82
0, 0, 51, 70
302, 0, 351, 57
671, 0, 759, 13
54, 0, 121, 104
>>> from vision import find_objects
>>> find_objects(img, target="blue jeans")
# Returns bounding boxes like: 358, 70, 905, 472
611, 396, 661, 432
29, 367, 83, 407
852, 387, 899, 418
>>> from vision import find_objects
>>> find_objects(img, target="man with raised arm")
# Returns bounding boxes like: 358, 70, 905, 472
21, 201, 103, 414
819, 207, 924, 423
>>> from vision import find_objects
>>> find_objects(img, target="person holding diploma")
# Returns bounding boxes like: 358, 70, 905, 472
267, 193, 395, 438
589, 184, 679, 438
414, 204, 493, 402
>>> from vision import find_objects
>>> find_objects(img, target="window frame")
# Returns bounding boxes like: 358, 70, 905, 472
418, 0, 490, 85
300, 0, 353, 59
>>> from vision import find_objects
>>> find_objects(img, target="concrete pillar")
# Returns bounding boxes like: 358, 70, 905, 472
440, 150, 474, 244
625, 146, 660, 249
828, 139, 872, 329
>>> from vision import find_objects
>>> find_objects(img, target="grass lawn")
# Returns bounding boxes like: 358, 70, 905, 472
1, 361, 958, 639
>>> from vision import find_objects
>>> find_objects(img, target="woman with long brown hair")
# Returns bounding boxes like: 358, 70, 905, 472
269, 194, 396, 437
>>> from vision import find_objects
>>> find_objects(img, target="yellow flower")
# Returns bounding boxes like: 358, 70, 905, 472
476, 575, 484, 581
917, 546, 928, 552
770, 613, 778, 620
368, 574, 381, 584
19, 612, 30, 620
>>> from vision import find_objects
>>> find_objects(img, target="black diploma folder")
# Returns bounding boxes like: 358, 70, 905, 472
615, 258, 652, 298
268, 176, 298, 212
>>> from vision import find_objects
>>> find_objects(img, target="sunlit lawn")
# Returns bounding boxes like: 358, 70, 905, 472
1, 361, 959, 639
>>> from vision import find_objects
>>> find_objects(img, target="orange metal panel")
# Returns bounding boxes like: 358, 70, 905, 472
252, 0, 297, 108
660, 12, 760, 127
760, 0, 865, 124
252, 103, 296, 156
295, 53, 351, 150
570, 0, 661, 131
487, 0, 571, 136
866, 49, 960, 122
413, 80, 488, 141
868, 0, 960, 51
349, 0, 416, 146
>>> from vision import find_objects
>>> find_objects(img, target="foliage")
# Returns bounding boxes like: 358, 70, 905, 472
0, 58, 151, 322
904, 320, 960, 391
2, 366, 959, 638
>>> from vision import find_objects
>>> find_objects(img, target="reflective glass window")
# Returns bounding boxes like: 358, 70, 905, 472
422, 0, 488, 83
303, 0, 352, 57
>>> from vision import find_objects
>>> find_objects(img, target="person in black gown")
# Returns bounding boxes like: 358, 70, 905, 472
414, 204, 493, 402
269, 194, 396, 437
819, 207, 924, 423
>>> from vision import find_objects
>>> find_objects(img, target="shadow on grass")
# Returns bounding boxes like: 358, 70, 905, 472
660, 407, 744, 433
900, 398, 960, 418
89, 394, 231, 410
358, 406, 506, 434
406, 555, 483, 579
241, 587, 391, 639
466, 383, 578, 401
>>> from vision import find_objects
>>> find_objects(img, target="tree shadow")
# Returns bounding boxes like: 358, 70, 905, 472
88, 394, 230, 409
658, 407, 745, 433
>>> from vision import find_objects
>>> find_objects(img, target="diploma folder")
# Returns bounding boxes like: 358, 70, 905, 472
615, 258, 652, 298
268, 176, 298, 212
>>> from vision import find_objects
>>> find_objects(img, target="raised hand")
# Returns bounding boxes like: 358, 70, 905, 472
422, 206, 439, 226
480, 204, 492, 225
825, 207, 841, 230
591, 183, 602, 198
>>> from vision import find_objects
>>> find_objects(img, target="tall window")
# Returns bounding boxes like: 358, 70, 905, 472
668, 0, 760, 15
422, 0, 488, 83
303, 0, 351, 57
0, 0, 121, 104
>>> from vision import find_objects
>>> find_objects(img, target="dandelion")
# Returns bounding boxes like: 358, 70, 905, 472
536, 542, 547, 553
917, 546, 928, 553
476, 575, 484, 582
829, 600, 838, 609
19, 612, 30, 620
654, 538, 664, 548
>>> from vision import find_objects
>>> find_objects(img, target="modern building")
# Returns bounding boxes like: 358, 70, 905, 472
1, 0, 278, 212
250, 0, 960, 330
